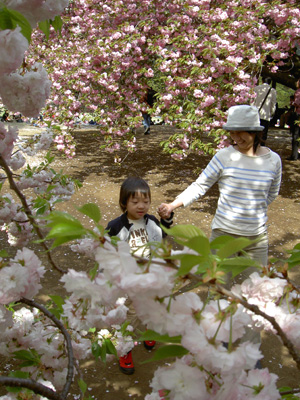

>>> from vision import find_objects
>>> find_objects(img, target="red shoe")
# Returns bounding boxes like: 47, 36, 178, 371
119, 351, 134, 375
144, 340, 156, 350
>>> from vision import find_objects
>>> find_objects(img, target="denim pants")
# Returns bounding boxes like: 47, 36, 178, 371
210, 229, 268, 345
210, 228, 268, 275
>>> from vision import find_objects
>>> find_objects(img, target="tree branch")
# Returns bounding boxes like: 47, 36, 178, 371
0, 154, 65, 274
0, 377, 62, 400
20, 297, 74, 399
215, 285, 300, 370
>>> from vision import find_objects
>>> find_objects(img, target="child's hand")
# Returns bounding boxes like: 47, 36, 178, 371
158, 203, 173, 219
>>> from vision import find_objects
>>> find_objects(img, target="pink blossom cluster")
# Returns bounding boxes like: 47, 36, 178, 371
0, 0, 69, 118
0, 306, 91, 390
0, 248, 45, 304
25, 0, 300, 157
62, 235, 297, 399
233, 273, 300, 350
0, 63, 51, 118
1, 195, 300, 398
0, 27, 28, 75
53, 130, 76, 158
146, 357, 279, 400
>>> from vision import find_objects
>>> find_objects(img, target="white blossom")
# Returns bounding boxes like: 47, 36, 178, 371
0, 63, 51, 117
0, 27, 28, 75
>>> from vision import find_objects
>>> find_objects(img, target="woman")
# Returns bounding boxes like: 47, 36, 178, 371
159, 105, 282, 267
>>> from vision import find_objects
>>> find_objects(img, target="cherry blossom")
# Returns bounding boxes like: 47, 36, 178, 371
0, 63, 51, 117
0, 27, 28, 75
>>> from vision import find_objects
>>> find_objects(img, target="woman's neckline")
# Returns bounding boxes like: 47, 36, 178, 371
232, 145, 270, 157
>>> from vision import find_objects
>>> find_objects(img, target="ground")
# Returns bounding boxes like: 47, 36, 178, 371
2, 123, 300, 399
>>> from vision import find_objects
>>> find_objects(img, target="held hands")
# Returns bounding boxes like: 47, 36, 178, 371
158, 203, 173, 219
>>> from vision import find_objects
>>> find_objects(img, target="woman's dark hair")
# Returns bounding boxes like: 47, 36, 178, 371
251, 131, 263, 153
119, 177, 151, 212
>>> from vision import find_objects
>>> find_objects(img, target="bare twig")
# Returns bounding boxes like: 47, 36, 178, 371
216, 284, 300, 370
20, 297, 74, 399
150, 255, 300, 370
0, 154, 65, 274
0, 297, 74, 400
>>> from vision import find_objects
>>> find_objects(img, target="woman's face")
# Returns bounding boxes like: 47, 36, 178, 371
229, 130, 255, 154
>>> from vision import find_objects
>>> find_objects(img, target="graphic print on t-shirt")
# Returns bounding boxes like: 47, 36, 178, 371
128, 219, 150, 258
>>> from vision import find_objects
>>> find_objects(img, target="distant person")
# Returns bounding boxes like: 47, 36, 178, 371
15, 113, 23, 123
105, 176, 173, 374
286, 80, 300, 161
279, 95, 295, 129
141, 88, 156, 135
1, 110, 9, 122
252, 77, 277, 145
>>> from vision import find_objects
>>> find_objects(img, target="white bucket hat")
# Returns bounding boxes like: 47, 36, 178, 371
222, 105, 264, 131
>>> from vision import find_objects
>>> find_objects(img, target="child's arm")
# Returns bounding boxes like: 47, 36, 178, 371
159, 212, 174, 238
104, 220, 116, 237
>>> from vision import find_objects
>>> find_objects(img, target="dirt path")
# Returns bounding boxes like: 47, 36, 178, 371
2, 123, 300, 399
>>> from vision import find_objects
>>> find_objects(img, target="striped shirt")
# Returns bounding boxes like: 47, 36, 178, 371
177, 146, 282, 236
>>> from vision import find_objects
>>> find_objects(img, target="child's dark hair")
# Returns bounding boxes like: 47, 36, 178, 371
119, 177, 151, 212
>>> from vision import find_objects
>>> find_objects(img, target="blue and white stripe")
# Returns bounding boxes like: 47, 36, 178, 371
177, 146, 282, 235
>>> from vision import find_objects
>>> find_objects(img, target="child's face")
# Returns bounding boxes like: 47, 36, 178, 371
126, 192, 150, 220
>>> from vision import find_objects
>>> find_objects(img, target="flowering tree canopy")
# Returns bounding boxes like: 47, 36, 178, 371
25, 0, 300, 158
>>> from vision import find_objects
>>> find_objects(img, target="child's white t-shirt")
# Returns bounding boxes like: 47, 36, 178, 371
128, 218, 150, 258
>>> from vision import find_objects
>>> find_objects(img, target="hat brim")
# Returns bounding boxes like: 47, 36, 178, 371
222, 125, 264, 131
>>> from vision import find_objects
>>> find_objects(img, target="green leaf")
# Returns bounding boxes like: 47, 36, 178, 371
50, 15, 63, 33
185, 236, 210, 256
13, 350, 39, 362
77, 203, 101, 223
19, 360, 38, 368
0, 249, 8, 257
6, 387, 23, 394
216, 237, 254, 259
286, 250, 300, 265
78, 379, 87, 396
45, 211, 86, 246
6, 370, 30, 393
48, 235, 84, 249
38, 19, 50, 39
8, 371, 30, 379
177, 254, 206, 276
163, 224, 206, 240
91, 342, 101, 360
0, 8, 32, 43
46, 225, 85, 239
141, 345, 189, 364
219, 257, 260, 277
139, 330, 181, 344
99, 341, 107, 363
104, 338, 118, 356
49, 295, 64, 308
210, 235, 238, 249
0, 8, 13, 29
88, 263, 99, 280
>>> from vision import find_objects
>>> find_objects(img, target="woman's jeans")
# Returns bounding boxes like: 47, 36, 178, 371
210, 229, 268, 345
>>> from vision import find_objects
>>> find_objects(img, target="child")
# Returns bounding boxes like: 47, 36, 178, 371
105, 176, 174, 374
